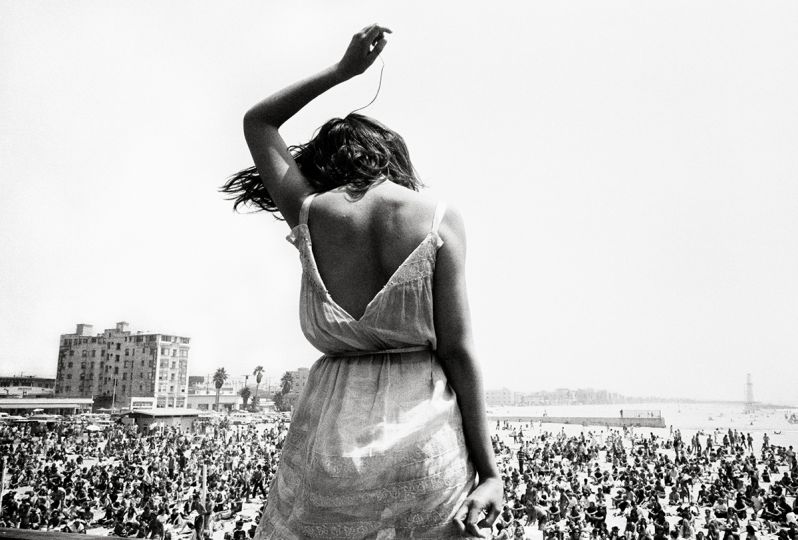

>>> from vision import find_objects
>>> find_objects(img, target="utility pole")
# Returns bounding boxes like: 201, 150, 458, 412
0, 457, 6, 519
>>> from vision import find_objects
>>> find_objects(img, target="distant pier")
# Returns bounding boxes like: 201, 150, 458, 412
488, 410, 666, 429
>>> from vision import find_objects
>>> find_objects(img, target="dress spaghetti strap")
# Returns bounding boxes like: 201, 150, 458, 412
431, 202, 447, 234
299, 193, 317, 226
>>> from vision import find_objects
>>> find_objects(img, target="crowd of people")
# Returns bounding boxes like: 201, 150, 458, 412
0, 419, 287, 539
0, 418, 796, 540
490, 423, 798, 540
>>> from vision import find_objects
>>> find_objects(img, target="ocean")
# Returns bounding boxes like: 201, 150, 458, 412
488, 401, 798, 448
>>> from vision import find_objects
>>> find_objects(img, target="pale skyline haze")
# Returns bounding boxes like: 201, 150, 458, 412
1, 1, 797, 404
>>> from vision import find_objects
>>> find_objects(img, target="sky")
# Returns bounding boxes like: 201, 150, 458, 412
1, 1, 797, 404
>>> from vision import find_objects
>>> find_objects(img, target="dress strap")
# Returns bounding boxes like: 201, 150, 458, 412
431, 202, 447, 234
299, 193, 317, 226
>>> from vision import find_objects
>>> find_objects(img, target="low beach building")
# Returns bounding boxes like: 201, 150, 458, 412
126, 407, 200, 430
0, 375, 55, 398
0, 397, 93, 415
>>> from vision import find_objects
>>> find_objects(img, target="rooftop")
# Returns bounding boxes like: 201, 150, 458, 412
129, 407, 201, 417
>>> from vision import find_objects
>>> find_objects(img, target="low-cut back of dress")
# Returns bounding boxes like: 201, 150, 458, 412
255, 193, 477, 539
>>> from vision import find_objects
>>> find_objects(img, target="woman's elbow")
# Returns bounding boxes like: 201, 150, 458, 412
243, 109, 260, 132
436, 341, 478, 367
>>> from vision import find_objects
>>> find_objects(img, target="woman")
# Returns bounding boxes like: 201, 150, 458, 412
222, 24, 503, 539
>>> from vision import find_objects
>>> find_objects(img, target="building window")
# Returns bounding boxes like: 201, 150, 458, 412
116, 355, 120, 361
125, 349, 129, 356
82, 350, 87, 357
116, 343, 120, 350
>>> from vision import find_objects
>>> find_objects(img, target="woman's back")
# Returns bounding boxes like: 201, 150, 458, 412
289, 182, 446, 355
305, 180, 439, 321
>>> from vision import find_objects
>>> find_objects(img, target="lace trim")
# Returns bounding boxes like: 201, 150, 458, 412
259, 502, 475, 539
292, 225, 438, 293
305, 463, 472, 507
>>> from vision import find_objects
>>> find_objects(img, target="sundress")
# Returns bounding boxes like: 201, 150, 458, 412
254, 193, 477, 539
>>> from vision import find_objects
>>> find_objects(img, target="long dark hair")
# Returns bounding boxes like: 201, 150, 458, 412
220, 113, 423, 217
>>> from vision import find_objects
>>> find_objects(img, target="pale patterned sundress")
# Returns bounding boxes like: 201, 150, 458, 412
254, 193, 477, 539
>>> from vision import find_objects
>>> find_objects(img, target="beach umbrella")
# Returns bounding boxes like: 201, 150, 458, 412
85, 425, 102, 432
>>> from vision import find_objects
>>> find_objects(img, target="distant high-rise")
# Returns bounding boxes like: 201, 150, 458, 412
55, 322, 190, 409
744, 373, 756, 413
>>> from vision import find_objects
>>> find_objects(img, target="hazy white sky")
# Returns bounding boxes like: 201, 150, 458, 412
2, 1, 797, 403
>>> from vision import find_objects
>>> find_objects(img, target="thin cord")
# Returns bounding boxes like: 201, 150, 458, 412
349, 56, 385, 115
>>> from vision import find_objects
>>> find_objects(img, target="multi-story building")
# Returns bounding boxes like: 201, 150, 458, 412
55, 322, 190, 409
486, 387, 516, 407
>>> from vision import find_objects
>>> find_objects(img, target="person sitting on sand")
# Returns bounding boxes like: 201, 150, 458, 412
714, 498, 730, 519
669, 487, 680, 506
761, 499, 783, 523
491, 521, 510, 540
567, 504, 583, 528
513, 520, 530, 540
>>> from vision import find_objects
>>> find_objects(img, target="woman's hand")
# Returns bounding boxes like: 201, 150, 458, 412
336, 23, 391, 80
454, 476, 504, 537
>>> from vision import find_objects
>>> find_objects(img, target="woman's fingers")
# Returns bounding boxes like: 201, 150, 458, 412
477, 504, 501, 529
370, 38, 387, 57
363, 24, 392, 45
453, 500, 469, 534
465, 501, 488, 537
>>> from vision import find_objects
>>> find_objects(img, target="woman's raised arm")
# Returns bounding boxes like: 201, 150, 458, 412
243, 24, 390, 227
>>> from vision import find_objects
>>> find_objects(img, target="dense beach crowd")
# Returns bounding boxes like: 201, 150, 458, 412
0, 419, 287, 539
492, 422, 798, 540
0, 418, 796, 540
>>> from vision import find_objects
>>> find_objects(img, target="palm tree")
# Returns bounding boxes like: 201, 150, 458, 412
212, 368, 228, 412
252, 365, 264, 411
280, 371, 293, 396
238, 386, 252, 410
274, 371, 294, 412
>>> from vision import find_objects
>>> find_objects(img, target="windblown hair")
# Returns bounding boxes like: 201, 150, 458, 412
220, 113, 423, 217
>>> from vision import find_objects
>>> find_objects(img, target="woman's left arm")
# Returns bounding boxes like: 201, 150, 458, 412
243, 24, 390, 227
